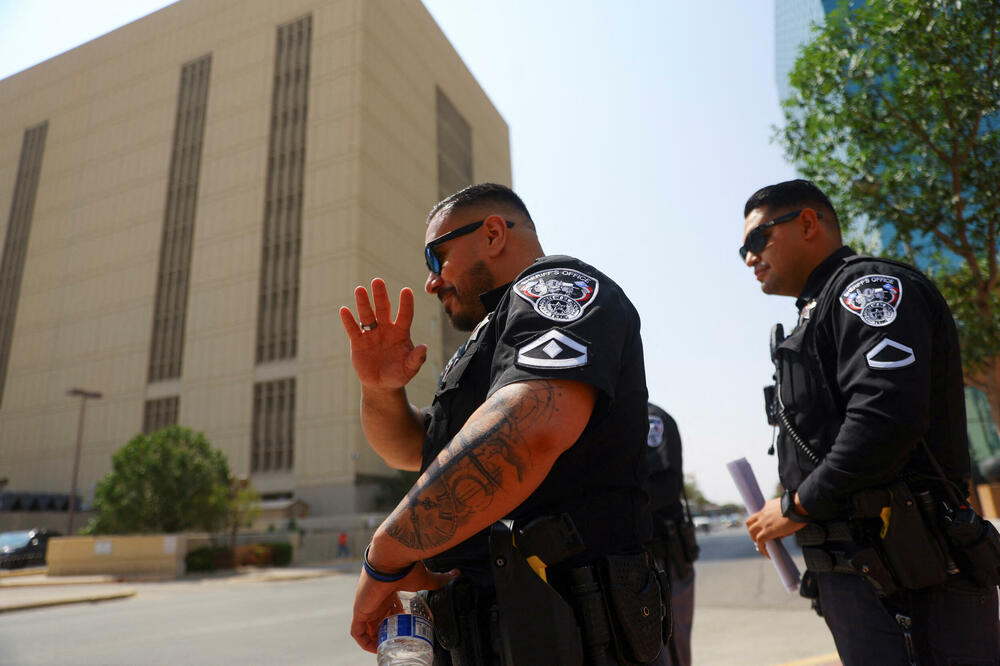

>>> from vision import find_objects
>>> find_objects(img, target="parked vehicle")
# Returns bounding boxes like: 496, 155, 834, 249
0, 528, 60, 569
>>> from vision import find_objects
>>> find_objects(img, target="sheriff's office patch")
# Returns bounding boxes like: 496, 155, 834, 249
647, 415, 664, 448
513, 268, 599, 322
865, 338, 916, 370
515, 329, 589, 369
839, 274, 902, 327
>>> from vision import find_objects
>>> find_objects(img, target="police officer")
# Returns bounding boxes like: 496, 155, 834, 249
645, 403, 698, 666
342, 183, 668, 664
741, 179, 1000, 665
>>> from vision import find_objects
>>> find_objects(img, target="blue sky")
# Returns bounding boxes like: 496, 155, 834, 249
0, 1, 803, 505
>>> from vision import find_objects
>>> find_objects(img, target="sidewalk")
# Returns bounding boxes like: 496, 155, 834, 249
0, 561, 354, 614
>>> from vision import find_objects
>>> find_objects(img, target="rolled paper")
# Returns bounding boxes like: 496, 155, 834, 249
726, 457, 801, 592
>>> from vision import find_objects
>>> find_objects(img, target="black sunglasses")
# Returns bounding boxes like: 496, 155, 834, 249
424, 219, 514, 274
738, 209, 820, 261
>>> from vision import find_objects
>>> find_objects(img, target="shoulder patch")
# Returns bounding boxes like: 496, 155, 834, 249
515, 329, 589, 369
647, 415, 665, 448
513, 268, 599, 322
839, 274, 902, 327
865, 338, 915, 369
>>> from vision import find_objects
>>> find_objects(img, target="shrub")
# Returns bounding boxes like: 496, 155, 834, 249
185, 546, 231, 572
234, 544, 272, 566
271, 542, 293, 566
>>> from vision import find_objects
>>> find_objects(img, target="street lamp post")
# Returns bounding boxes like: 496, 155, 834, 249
66, 387, 102, 534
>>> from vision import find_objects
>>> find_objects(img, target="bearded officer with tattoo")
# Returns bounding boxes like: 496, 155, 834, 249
741, 179, 1000, 665
341, 183, 669, 665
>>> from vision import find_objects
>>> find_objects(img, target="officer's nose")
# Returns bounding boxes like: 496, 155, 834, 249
744, 249, 759, 268
425, 271, 442, 295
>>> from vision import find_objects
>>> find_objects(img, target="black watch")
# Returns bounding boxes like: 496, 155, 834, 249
781, 489, 809, 523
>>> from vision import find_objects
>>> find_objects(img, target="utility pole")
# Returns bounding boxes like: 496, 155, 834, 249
66, 388, 102, 534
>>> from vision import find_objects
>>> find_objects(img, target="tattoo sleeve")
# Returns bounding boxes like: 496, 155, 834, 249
385, 380, 562, 551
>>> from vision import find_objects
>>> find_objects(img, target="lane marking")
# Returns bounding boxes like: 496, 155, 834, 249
775, 653, 841, 666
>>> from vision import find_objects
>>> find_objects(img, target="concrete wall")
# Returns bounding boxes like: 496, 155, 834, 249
45, 530, 303, 575
46, 534, 187, 577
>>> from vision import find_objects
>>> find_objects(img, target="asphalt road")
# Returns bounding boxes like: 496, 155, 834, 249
691, 526, 839, 665
0, 526, 838, 666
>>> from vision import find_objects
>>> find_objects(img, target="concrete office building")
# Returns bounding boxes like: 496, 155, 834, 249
0, 0, 510, 519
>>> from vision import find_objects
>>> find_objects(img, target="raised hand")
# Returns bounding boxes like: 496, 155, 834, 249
339, 278, 428, 390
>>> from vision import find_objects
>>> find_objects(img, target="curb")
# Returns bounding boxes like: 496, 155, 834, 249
1, 576, 118, 588
775, 654, 842, 666
257, 570, 340, 583
0, 590, 136, 614
0, 567, 48, 578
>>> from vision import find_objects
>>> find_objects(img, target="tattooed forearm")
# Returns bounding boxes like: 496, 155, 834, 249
385, 381, 562, 550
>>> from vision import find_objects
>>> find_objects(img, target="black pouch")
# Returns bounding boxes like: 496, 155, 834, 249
945, 505, 1000, 587
879, 481, 949, 590
601, 552, 666, 665
847, 546, 900, 597
799, 569, 819, 599
426, 578, 489, 666
799, 570, 822, 617
678, 519, 700, 564
660, 521, 695, 579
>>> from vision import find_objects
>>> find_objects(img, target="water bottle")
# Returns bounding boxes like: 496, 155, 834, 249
377, 591, 434, 666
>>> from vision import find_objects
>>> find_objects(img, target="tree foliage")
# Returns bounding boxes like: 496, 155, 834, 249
84, 426, 232, 535
779, 0, 1000, 429
227, 479, 261, 557
683, 475, 710, 510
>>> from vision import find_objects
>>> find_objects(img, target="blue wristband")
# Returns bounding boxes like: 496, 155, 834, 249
363, 544, 415, 583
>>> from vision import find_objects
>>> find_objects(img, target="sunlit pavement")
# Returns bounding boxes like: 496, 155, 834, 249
691, 526, 841, 666
0, 544, 847, 665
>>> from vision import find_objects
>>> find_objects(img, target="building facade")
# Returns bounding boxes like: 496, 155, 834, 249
0, 0, 510, 518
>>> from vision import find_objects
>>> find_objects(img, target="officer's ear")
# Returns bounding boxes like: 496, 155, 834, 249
482, 214, 508, 258
800, 207, 823, 241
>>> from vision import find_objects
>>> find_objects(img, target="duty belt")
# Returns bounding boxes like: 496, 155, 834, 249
795, 520, 901, 597
428, 514, 670, 666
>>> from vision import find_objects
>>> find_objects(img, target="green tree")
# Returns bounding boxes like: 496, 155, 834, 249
84, 426, 232, 534
226, 478, 261, 558
778, 0, 1000, 433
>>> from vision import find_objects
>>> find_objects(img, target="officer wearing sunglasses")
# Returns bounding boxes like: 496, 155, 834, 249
340, 182, 669, 664
741, 179, 999, 665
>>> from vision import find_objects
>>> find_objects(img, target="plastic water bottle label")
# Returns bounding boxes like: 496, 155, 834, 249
378, 614, 433, 647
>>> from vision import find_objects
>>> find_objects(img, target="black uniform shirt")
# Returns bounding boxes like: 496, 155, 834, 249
775, 247, 970, 519
645, 403, 685, 529
421, 255, 651, 582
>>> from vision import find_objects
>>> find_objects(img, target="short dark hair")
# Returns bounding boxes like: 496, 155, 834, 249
743, 179, 838, 224
427, 182, 534, 226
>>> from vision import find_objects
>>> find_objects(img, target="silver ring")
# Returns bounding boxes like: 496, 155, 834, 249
360, 321, 378, 332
